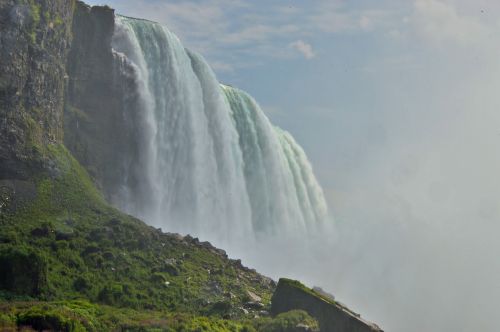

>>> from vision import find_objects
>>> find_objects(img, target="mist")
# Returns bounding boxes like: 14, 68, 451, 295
85, 0, 500, 330
260, 2, 500, 331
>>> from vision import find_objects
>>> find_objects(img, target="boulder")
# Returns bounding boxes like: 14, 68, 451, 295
246, 290, 262, 302
271, 278, 383, 332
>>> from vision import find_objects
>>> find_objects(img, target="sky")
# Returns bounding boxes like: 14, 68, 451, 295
87, 0, 500, 331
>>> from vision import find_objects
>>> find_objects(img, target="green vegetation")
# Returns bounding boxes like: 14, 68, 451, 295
23, 111, 45, 156
0, 144, 273, 310
28, 0, 41, 44
0, 301, 318, 331
0, 144, 319, 330
23, 0, 72, 46
29, 1, 41, 26
277, 279, 335, 305
251, 310, 319, 332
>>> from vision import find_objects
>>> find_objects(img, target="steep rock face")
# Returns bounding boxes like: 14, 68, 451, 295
271, 279, 383, 332
64, 1, 143, 198
0, 0, 75, 179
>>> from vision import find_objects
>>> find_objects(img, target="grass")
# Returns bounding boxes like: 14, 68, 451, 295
0, 144, 280, 328
277, 279, 336, 305
0, 301, 318, 332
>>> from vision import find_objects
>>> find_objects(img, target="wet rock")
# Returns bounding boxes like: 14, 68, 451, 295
244, 301, 264, 310
246, 290, 262, 303
271, 278, 383, 332
296, 323, 315, 331
259, 310, 270, 316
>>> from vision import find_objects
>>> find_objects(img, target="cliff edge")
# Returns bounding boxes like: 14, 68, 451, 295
272, 279, 383, 332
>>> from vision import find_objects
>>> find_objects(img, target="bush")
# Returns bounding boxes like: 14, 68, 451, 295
0, 312, 16, 330
12, 301, 102, 331
17, 308, 86, 332
73, 276, 90, 292
251, 310, 319, 332
0, 246, 48, 296
98, 284, 124, 305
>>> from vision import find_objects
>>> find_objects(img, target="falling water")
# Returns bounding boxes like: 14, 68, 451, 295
111, 16, 328, 248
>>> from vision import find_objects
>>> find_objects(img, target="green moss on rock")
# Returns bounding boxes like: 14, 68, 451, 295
271, 279, 383, 332
277, 279, 335, 305
0, 144, 274, 316
0, 246, 48, 297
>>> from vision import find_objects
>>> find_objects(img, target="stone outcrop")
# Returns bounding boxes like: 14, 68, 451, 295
64, 1, 145, 201
0, 0, 75, 179
271, 279, 383, 332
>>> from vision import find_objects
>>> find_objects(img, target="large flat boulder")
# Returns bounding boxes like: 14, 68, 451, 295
271, 278, 383, 332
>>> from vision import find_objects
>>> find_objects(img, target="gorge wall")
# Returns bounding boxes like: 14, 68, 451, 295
64, 2, 145, 199
0, 0, 74, 179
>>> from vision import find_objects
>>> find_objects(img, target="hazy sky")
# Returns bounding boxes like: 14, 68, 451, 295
87, 0, 500, 331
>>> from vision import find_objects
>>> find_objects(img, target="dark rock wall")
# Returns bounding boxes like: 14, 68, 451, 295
64, 1, 144, 201
0, 0, 75, 179
0, 0, 149, 207
271, 279, 383, 332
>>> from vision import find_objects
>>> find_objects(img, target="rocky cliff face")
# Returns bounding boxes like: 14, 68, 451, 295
0, 0, 143, 198
0, 0, 75, 179
271, 279, 383, 332
64, 1, 144, 200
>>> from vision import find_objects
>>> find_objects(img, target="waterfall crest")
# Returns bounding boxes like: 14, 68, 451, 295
111, 16, 329, 246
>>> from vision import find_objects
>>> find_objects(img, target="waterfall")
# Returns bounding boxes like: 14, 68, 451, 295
222, 85, 328, 234
111, 16, 329, 247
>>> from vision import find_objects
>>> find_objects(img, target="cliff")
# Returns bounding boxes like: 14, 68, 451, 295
272, 279, 383, 332
64, 1, 145, 201
0, 0, 75, 179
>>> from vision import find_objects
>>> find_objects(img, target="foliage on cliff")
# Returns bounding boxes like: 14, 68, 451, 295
0, 145, 321, 330
0, 301, 319, 332
0, 145, 291, 330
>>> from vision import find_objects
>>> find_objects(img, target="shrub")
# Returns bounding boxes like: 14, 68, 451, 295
98, 284, 124, 305
251, 310, 319, 332
0, 246, 48, 296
